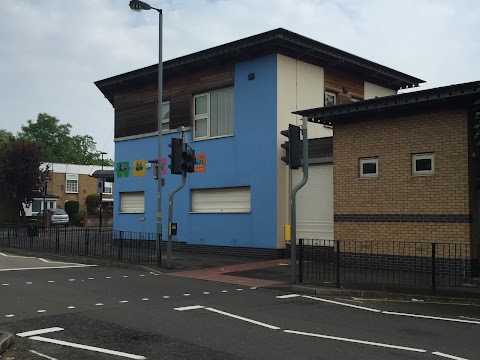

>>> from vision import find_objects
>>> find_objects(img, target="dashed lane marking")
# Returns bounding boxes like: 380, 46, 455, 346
276, 294, 301, 299
37, 310, 46, 313
29, 350, 58, 360
302, 295, 382, 313
174, 305, 205, 311
432, 351, 469, 360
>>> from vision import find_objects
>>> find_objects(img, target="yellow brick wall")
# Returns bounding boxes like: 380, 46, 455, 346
333, 108, 472, 246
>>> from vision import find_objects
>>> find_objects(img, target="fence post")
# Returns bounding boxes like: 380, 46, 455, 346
431, 243, 436, 293
299, 239, 303, 283
85, 229, 89, 257
55, 227, 60, 253
118, 231, 123, 261
336, 241, 341, 288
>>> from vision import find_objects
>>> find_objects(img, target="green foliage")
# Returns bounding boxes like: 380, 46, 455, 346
85, 193, 100, 215
0, 137, 44, 220
72, 210, 86, 226
0, 129, 14, 150
65, 200, 79, 219
103, 205, 114, 217
16, 113, 113, 165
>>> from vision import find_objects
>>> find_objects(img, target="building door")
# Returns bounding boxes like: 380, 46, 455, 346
292, 164, 333, 240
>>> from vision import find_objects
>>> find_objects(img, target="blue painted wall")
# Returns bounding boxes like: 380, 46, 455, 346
114, 54, 279, 249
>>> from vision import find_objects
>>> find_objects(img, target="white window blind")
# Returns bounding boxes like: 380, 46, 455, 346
120, 192, 145, 213
192, 187, 250, 213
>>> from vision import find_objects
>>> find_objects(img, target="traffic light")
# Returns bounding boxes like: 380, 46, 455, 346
280, 124, 302, 169
181, 145, 195, 173
168, 138, 183, 175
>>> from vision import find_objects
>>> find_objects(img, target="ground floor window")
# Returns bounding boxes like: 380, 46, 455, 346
191, 187, 251, 213
119, 192, 145, 213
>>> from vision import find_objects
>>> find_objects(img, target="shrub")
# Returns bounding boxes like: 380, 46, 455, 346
103, 205, 113, 217
72, 210, 86, 226
85, 193, 100, 215
65, 200, 79, 219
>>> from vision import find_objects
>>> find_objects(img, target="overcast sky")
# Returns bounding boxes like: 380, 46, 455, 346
1, 0, 479, 158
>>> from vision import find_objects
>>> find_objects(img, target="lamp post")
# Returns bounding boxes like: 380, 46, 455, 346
129, 0, 163, 267
99, 151, 107, 233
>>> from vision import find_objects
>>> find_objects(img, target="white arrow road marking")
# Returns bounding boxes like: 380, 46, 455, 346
174, 305, 205, 311
17, 327, 64, 338
284, 330, 426, 353
383, 311, 480, 325
302, 295, 381, 313
29, 336, 146, 360
204, 307, 281, 330
29, 350, 58, 360
276, 294, 301, 299
432, 351, 470, 359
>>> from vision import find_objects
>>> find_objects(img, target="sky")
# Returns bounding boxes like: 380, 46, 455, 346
1, 0, 479, 159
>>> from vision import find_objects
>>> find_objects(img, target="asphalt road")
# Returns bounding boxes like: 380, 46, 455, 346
1, 252, 480, 360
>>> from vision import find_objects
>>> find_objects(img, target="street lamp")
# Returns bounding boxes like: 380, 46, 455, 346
99, 151, 107, 233
129, 0, 163, 267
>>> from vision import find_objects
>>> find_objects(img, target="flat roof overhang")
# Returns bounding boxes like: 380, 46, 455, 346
294, 81, 480, 126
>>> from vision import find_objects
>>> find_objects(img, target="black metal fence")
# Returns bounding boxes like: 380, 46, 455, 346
298, 239, 480, 292
0, 223, 159, 266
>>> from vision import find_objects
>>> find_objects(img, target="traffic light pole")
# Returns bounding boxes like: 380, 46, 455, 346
291, 116, 309, 283
167, 130, 188, 268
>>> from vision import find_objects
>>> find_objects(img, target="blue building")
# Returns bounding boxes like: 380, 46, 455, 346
95, 29, 422, 257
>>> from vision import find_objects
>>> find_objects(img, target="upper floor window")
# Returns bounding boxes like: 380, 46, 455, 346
193, 88, 234, 140
162, 101, 170, 131
65, 174, 78, 193
412, 153, 434, 176
103, 181, 113, 195
324, 91, 337, 107
359, 157, 378, 178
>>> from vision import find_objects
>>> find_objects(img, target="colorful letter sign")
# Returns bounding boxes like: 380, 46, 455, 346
133, 160, 146, 178
116, 161, 130, 178
194, 154, 206, 172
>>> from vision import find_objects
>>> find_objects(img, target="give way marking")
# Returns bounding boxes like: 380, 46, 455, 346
17, 327, 145, 360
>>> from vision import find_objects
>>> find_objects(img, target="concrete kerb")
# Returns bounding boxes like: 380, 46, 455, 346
0, 331, 14, 355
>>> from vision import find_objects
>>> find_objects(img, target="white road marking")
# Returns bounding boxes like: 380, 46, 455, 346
0, 265, 97, 272
432, 351, 469, 360
29, 336, 146, 360
123, 276, 128, 278
174, 305, 205, 311
203, 292, 210, 295
222, 290, 228, 293
250, 287, 257, 290
460, 316, 480, 321
276, 294, 301, 299
48, 281, 55, 283
236, 288, 243, 291
2, 283, 9, 286
67, 306, 76, 309
1, 252, 32, 258
335, 298, 364, 304
95, 303, 104, 306
382, 311, 480, 325
26, 282, 32, 285
183, 293, 190, 296
120, 300, 129, 303
139, 275, 145, 277
88, 278, 94, 280
205, 307, 281, 330
6, 314, 15, 318
17, 327, 64, 338
163, 296, 170, 299
106, 276, 112, 279
69, 279, 75, 281
29, 350, 58, 360
302, 295, 381, 313
284, 330, 426, 353
141, 298, 149, 301
37, 310, 46, 313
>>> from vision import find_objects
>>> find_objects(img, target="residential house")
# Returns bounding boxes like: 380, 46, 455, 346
95, 28, 422, 257
23, 163, 115, 216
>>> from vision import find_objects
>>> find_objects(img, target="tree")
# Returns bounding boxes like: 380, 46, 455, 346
0, 129, 14, 149
0, 137, 44, 221
17, 113, 113, 165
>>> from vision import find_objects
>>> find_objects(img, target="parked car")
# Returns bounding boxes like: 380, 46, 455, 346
38, 209, 70, 227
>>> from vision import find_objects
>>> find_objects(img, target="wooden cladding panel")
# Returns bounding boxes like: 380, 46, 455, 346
114, 65, 234, 138
325, 68, 364, 100
308, 137, 333, 159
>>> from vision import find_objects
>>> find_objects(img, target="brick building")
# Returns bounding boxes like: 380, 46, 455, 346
296, 81, 480, 267
24, 163, 114, 216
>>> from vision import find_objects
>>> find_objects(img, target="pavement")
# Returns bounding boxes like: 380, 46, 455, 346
1, 247, 480, 355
